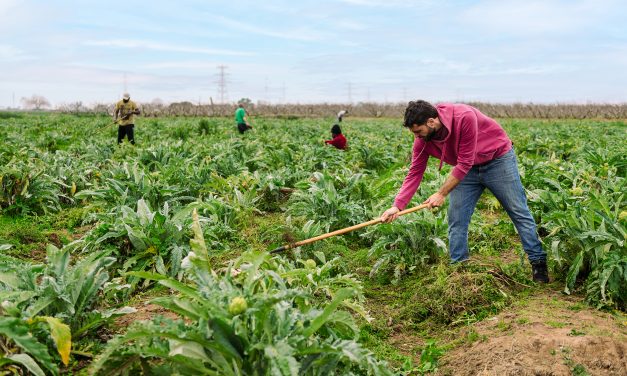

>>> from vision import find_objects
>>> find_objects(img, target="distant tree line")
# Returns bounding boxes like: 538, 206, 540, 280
10, 94, 627, 119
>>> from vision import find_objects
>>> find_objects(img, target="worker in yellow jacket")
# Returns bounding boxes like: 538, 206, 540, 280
113, 92, 141, 145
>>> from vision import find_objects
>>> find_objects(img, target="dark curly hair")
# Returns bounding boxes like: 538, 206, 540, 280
331, 124, 342, 135
403, 100, 438, 128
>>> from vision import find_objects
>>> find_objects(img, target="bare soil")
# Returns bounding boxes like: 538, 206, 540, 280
437, 290, 627, 376
29, 245, 47, 262
114, 303, 179, 330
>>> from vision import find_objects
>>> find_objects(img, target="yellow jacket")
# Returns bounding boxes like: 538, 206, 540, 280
114, 100, 139, 126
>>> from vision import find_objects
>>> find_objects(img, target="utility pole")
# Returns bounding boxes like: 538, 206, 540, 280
216, 65, 228, 104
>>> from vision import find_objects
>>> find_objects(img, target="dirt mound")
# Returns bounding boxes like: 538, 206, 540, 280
439, 291, 627, 376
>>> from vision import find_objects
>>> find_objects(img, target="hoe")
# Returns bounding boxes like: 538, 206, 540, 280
112, 111, 136, 125
270, 203, 429, 254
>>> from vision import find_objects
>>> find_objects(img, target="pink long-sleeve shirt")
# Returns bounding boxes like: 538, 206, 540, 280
393, 103, 512, 210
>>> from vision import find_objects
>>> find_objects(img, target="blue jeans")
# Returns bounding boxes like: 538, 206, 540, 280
447, 148, 546, 263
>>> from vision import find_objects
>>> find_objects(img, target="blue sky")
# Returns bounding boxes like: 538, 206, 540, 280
1, 0, 626, 107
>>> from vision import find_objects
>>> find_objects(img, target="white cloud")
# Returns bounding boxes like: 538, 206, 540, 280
0, 0, 45, 33
336, 20, 368, 31
458, 0, 617, 36
415, 57, 570, 76
211, 15, 327, 41
141, 61, 221, 70
83, 39, 254, 56
339, 0, 431, 7
0, 0, 18, 17
0, 44, 31, 62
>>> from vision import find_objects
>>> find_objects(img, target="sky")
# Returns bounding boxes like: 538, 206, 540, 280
1, 0, 626, 107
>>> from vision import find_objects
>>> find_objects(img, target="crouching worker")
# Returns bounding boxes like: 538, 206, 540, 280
235, 103, 253, 134
324, 124, 347, 150
337, 109, 348, 122
379, 100, 549, 283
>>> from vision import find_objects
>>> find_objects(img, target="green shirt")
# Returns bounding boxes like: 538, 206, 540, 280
235, 107, 246, 124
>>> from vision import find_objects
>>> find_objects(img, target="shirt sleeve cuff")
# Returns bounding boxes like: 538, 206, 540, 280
393, 199, 407, 211
452, 167, 468, 181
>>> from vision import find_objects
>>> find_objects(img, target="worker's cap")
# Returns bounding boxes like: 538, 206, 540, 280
122, 93, 130, 100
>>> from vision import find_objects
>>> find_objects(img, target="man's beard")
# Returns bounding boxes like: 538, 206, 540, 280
423, 127, 436, 141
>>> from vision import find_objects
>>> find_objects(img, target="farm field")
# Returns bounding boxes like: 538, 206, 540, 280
0, 112, 625, 375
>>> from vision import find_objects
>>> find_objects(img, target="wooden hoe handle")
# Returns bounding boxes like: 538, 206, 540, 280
270, 203, 430, 254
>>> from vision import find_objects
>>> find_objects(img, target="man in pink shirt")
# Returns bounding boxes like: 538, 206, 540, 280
380, 100, 548, 283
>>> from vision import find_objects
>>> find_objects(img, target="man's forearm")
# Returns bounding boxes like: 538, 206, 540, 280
438, 174, 461, 197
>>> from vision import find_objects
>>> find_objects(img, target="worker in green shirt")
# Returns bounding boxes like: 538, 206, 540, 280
235, 103, 253, 134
